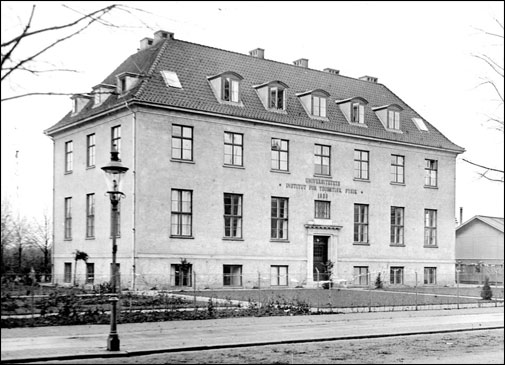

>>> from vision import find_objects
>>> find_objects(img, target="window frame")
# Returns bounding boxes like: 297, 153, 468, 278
424, 267, 437, 285
391, 154, 405, 184
269, 86, 285, 110
387, 109, 400, 130
271, 197, 289, 240
311, 94, 327, 117
424, 159, 438, 187
270, 265, 289, 286
223, 265, 243, 287
64, 141, 73, 173
390, 206, 404, 246
353, 204, 369, 244
351, 102, 365, 124
111, 125, 121, 158
224, 132, 243, 167
314, 144, 331, 176
86, 193, 95, 238
354, 150, 370, 180
86, 134, 95, 168
64, 197, 72, 240
171, 263, 193, 287
64, 263, 72, 283
171, 189, 193, 237
172, 124, 194, 161
86, 263, 95, 284
315, 200, 331, 219
424, 209, 437, 246
271, 138, 289, 171
390, 266, 404, 285
353, 266, 369, 285
224, 193, 243, 239
222, 76, 240, 103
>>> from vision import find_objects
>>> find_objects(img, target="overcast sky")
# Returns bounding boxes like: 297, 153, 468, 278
1, 1, 504, 223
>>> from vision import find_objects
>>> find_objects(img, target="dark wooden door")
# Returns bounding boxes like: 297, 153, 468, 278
313, 236, 328, 281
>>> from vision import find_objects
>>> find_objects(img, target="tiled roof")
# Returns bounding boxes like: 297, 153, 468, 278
45, 36, 465, 153
457, 215, 504, 233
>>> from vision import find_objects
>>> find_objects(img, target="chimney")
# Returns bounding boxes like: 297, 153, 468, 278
459, 207, 463, 226
293, 58, 309, 68
139, 37, 153, 50
324, 68, 340, 75
153, 30, 174, 44
249, 48, 265, 59
359, 75, 378, 83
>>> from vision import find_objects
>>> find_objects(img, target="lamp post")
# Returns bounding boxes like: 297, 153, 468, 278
101, 148, 128, 351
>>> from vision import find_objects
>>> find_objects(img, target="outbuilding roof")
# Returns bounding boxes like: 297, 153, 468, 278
457, 215, 504, 234
45, 33, 464, 153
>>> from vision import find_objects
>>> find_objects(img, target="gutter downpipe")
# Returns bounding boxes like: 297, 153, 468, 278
124, 101, 137, 291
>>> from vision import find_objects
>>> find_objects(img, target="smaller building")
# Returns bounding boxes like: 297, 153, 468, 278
455, 215, 504, 284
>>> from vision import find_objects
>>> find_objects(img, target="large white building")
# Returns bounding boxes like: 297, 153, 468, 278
45, 30, 465, 290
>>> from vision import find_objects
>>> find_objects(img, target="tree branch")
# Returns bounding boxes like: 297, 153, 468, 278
1, 5, 36, 68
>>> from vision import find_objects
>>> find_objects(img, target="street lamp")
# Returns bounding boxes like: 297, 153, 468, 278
101, 148, 128, 351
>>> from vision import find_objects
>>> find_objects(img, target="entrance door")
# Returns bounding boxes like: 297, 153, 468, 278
313, 236, 328, 281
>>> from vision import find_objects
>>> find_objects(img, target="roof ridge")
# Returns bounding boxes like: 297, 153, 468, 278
134, 40, 170, 99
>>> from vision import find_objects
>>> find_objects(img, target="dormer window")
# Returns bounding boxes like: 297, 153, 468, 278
92, 84, 115, 107
70, 94, 91, 115
297, 89, 330, 119
208, 72, 244, 105
372, 104, 404, 132
253, 81, 288, 112
336, 97, 368, 125
388, 110, 400, 130
116, 72, 141, 95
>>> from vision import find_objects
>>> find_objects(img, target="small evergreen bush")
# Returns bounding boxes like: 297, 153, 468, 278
375, 273, 383, 289
480, 276, 493, 300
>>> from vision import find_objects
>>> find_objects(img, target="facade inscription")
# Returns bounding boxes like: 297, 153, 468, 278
285, 178, 358, 199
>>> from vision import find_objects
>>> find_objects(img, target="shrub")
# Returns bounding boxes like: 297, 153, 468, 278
375, 273, 383, 289
480, 276, 493, 300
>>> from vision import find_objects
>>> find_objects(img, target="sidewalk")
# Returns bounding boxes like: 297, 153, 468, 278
2, 307, 503, 363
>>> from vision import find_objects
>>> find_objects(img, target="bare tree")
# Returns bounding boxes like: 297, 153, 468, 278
1, 199, 13, 275
464, 18, 504, 183
1, 3, 153, 102
10, 215, 32, 274
30, 212, 52, 279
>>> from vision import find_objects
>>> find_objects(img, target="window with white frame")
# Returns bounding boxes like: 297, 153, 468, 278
353, 266, 369, 285
86, 194, 95, 238
390, 207, 404, 245
314, 144, 331, 176
315, 200, 330, 219
271, 138, 289, 171
312, 94, 327, 117
391, 155, 404, 183
224, 132, 243, 166
424, 267, 437, 285
86, 263, 95, 284
111, 125, 121, 158
424, 209, 437, 246
223, 265, 242, 286
424, 159, 438, 187
269, 86, 285, 110
351, 102, 365, 124
390, 267, 404, 285
64, 141, 73, 173
64, 197, 72, 239
64, 263, 72, 283
171, 189, 192, 237
172, 125, 193, 161
270, 265, 288, 286
354, 204, 368, 243
86, 134, 95, 168
387, 109, 400, 130
222, 76, 240, 102
271, 197, 288, 240
354, 150, 369, 180
224, 193, 242, 238
171, 263, 193, 287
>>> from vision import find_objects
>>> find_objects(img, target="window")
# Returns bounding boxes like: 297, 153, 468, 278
271, 197, 288, 240
171, 263, 193, 287
391, 207, 404, 245
390, 267, 404, 285
412, 117, 429, 131
391, 155, 404, 183
86, 134, 95, 168
387, 110, 400, 130
269, 86, 285, 110
64, 141, 73, 173
222, 76, 240, 102
314, 144, 331, 176
224, 132, 243, 166
312, 95, 327, 117
223, 265, 242, 286
224, 193, 242, 238
353, 266, 369, 285
354, 150, 369, 180
64, 263, 72, 283
110, 201, 120, 238
315, 200, 330, 219
424, 159, 438, 187
271, 138, 289, 171
64, 197, 72, 239
86, 263, 95, 284
172, 125, 193, 161
354, 204, 368, 243
111, 126, 121, 158
271, 266, 288, 286
424, 209, 437, 246
171, 189, 192, 236
86, 194, 95, 238
161, 70, 182, 89
351, 102, 365, 124
424, 267, 437, 285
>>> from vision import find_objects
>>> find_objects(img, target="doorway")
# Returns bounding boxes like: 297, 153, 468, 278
313, 236, 329, 281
